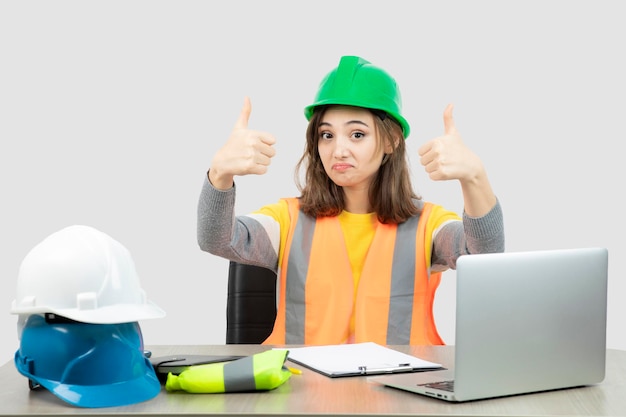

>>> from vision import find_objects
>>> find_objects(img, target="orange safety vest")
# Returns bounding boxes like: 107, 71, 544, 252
263, 198, 444, 346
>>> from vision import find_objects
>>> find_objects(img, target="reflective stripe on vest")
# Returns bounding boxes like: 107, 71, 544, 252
223, 356, 256, 392
281, 205, 315, 344
264, 198, 443, 346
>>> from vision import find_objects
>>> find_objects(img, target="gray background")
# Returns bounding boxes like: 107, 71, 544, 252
1, 0, 623, 362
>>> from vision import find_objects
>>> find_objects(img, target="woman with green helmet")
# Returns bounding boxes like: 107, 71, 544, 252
197, 55, 504, 346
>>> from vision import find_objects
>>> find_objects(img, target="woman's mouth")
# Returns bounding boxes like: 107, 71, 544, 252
332, 163, 352, 172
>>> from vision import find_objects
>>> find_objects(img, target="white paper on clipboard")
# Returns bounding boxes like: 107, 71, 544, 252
276, 342, 443, 378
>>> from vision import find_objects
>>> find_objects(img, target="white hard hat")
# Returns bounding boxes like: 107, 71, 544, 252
11, 225, 165, 324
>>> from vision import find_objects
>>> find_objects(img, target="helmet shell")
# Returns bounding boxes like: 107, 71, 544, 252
14, 314, 160, 408
11, 225, 165, 324
304, 55, 410, 138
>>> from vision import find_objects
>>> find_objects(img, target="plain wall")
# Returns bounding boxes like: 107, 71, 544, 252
1, 0, 624, 363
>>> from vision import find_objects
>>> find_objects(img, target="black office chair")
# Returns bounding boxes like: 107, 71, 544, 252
226, 261, 277, 344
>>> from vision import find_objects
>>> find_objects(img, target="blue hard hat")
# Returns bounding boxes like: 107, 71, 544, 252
14, 314, 160, 408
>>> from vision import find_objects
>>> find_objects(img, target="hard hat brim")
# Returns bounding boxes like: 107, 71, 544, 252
304, 100, 411, 139
10, 300, 166, 324
16, 358, 161, 408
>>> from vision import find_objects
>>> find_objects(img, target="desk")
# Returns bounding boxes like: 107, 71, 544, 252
1, 345, 625, 416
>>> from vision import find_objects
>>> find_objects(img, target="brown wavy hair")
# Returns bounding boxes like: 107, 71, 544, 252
294, 105, 422, 224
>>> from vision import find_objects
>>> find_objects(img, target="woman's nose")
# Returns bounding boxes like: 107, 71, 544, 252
333, 136, 350, 158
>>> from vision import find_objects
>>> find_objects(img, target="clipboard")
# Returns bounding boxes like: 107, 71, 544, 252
277, 342, 444, 378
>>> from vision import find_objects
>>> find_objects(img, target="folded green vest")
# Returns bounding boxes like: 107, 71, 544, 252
165, 349, 292, 393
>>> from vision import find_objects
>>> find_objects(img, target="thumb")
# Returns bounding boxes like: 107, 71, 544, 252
234, 96, 252, 129
443, 103, 458, 135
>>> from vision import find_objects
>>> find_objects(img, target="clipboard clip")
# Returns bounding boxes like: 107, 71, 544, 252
358, 363, 414, 375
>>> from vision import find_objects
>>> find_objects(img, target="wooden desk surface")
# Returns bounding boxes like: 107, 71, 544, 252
1, 345, 625, 416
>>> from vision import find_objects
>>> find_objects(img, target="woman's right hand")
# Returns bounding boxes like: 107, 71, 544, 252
208, 97, 277, 190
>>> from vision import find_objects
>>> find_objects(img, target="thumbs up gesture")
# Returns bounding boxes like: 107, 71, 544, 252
208, 97, 277, 190
418, 104, 483, 184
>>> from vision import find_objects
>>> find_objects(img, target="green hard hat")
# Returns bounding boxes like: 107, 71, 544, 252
304, 56, 410, 138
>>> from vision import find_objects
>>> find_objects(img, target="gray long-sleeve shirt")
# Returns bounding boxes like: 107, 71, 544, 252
197, 176, 505, 274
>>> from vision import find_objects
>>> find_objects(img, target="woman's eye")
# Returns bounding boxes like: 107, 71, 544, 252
320, 132, 332, 140
352, 132, 365, 139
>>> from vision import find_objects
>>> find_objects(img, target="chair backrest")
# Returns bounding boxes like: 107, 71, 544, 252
226, 261, 277, 344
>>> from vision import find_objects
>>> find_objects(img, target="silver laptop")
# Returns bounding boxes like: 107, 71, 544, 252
370, 247, 608, 402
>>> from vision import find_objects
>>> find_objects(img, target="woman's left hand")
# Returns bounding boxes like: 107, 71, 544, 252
418, 104, 485, 185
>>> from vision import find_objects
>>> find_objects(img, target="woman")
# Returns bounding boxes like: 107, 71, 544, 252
197, 55, 504, 345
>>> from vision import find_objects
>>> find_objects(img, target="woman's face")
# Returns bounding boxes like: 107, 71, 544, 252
317, 106, 385, 190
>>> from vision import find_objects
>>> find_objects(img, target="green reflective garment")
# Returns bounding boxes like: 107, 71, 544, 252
165, 349, 292, 393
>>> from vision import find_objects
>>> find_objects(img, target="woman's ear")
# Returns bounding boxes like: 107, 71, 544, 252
381, 136, 399, 165
384, 134, 401, 154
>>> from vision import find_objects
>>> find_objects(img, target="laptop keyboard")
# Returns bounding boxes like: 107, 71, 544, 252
419, 380, 455, 392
